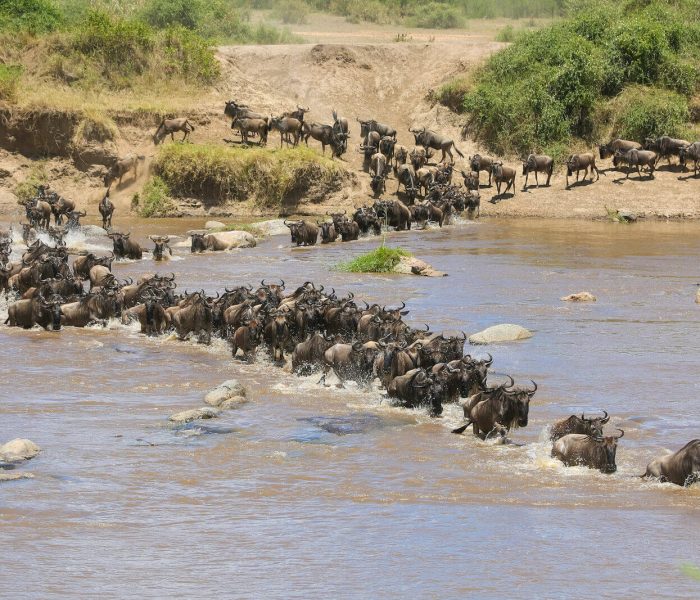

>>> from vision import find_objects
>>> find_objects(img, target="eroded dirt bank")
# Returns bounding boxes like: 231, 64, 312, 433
1, 36, 698, 221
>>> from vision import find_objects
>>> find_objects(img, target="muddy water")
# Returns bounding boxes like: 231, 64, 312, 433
1, 218, 699, 598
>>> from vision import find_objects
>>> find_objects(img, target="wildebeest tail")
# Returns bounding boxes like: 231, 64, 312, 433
451, 420, 472, 434
454, 145, 464, 159
186, 119, 195, 132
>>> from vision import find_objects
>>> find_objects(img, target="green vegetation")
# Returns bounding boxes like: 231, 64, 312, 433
13, 162, 50, 204
0, 64, 22, 102
496, 24, 516, 42
337, 246, 412, 273
272, 0, 311, 24
134, 176, 175, 218
439, 0, 700, 158
153, 143, 347, 210
293, 0, 566, 27
682, 563, 700, 581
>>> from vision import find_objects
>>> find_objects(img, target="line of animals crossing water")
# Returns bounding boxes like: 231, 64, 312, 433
1, 222, 698, 487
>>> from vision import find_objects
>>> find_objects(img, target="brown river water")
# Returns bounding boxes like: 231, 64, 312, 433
1, 217, 699, 598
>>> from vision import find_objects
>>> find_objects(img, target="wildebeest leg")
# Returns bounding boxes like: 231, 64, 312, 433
170, 132, 175, 142
534, 170, 539, 187
546, 166, 552, 186
592, 164, 599, 181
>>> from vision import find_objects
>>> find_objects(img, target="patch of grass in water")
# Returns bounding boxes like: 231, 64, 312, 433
337, 246, 412, 273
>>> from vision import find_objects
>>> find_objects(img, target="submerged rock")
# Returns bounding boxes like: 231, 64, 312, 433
204, 379, 247, 407
169, 407, 220, 424
469, 324, 533, 345
0, 471, 34, 483
561, 291, 597, 302
0, 438, 41, 462
255, 219, 288, 237
394, 256, 447, 277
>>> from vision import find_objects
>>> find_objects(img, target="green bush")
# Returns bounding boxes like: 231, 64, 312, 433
337, 246, 412, 273
0, 0, 63, 34
406, 3, 464, 29
444, 0, 700, 157
612, 86, 690, 141
273, 0, 311, 24
137, 176, 175, 217
0, 63, 22, 102
161, 26, 220, 83
141, 0, 204, 30
496, 24, 516, 42
14, 162, 49, 204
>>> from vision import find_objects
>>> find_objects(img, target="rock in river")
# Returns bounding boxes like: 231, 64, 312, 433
169, 407, 220, 424
204, 379, 248, 407
393, 256, 447, 277
205, 220, 227, 230
561, 291, 597, 302
0, 471, 34, 483
0, 438, 41, 462
469, 324, 533, 345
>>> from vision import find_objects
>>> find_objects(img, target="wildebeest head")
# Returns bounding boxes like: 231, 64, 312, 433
579, 410, 609, 438
107, 232, 130, 256
150, 236, 172, 261
502, 379, 537, 428
39, 293, 63, 331
283, 219, 303, 244
410, 127, 427, 146
318, 221, 336, 242
594, 429, 624, 473
190, 233, 207, 253
370, 175, 385, 195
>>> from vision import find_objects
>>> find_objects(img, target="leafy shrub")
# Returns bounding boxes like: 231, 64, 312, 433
160, 26, 220, 83
14, 162, 49, 204
496, 24, 516, 42
273, 0, 311, 24
406, 3, 464, 29
0, 0, 63, 34
0, 64, 22, 102
153, 143, 347, 209
611, 86, 690, 141
141, 0, 204, 30
137, 176, 175, 217
337, 246, 412, 273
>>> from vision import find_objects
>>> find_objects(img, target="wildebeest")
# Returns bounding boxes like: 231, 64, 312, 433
679, 142, 700, 176
374, 200, 411, 231
415, 167, 435, 196
269, 116, 303, 148
352, 207, 382, 236
302, 121, 346, 157
121, 291, 169, 335
337, 219, 360, 242
230, 319, 263, 361
614, 149, 657, 179
319, 341, 379, 386
453, 377, 537, 439
461, 170, 480, 191
104, 155, 145, 188
284, 220, 319, 246
469, 154, 494, 186
491, 162, 517, 196
190, 231, 255, 252
396, 164, 418, 204
292, 332, 335, 375
522, 154, 554, 188
358, 118, 396, 140
25, 199, 51, 229
153, 118, 195, 145
378, 136, 396, 163
393, 144, 409, 169
410, 128, 464, 164
387, 368, 444, 417
552, 429, 624, 473
550, 411, 609, 441
360, 131, 381, 165
369, 152, 387, 195
108, 232, 143, 260
150, 236, 172, 261
231, 116, 269, 145
599, 138, 641, 161
565, 153, 599, 188
263, 309, 290, 362
642, 439, 700, 486
332, 109, 349, 153
171, 291, 213, 343
60, 289, 121, 327
5, 294, 63, 330
99, 191, 114, 229
465, 191, 481, 218
645, 135, 691, 166
318, 221, 338, 244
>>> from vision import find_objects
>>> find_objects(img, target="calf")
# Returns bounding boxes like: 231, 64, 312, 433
552, 430, 624, 473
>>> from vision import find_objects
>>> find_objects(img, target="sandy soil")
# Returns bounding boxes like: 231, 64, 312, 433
1, 14, 698, 221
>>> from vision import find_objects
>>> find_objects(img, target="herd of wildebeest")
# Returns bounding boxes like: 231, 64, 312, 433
1, 102, 699, 487
135, 102, 700, 246
1, 204, 699, 485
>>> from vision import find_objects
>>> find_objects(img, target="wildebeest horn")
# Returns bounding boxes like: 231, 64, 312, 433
261, 279, 267, 287
600, 410, 609, 423
614, 428, 624, 439
527, 380, 537, 395
352, 341, 364, 351
502, 375, 514, 389
424, 323, 430, 331
460, 331, 467, 340
484, 353, 493, 365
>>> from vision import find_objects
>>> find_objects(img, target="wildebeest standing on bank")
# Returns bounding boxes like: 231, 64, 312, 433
104, 155, 145, 188
613, 148, 657, 179
153, 118, 195, 144
679, 142, 700, 176
522, 154, 554, 188
642, 439, 700, 486
552, 429, 624, 473
410, 127, 464, 164
490, 162, 517, 196
565, 153, 599, 188
598, 138, 641, 164
469, 154, 494, 186
645, 135, 690, 166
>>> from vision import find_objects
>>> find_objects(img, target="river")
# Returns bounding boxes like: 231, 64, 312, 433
1, 217, 698, 598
